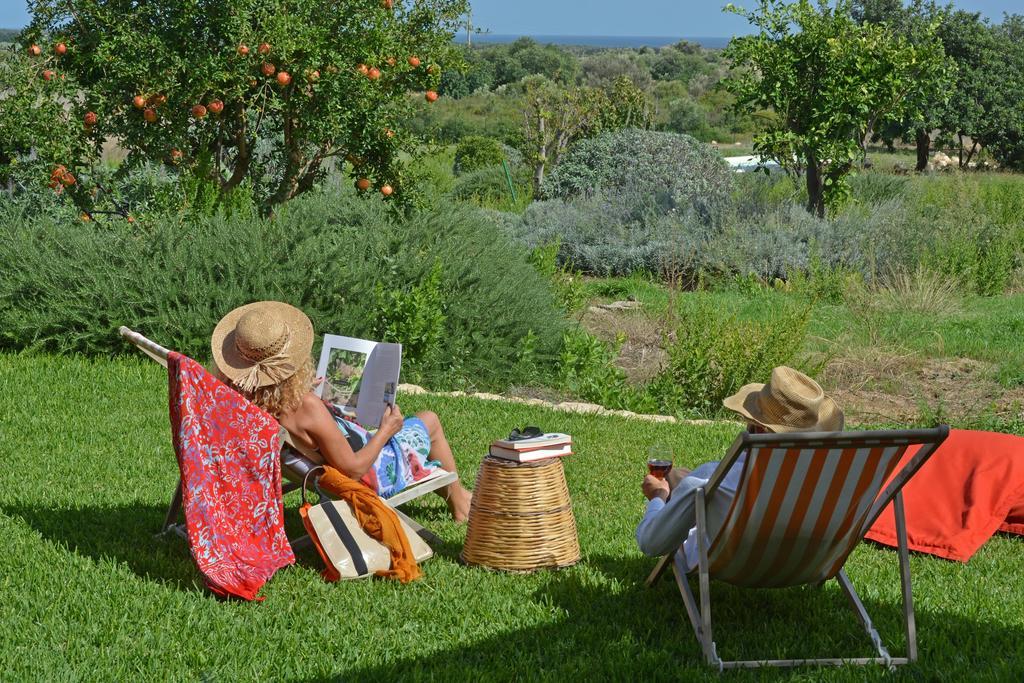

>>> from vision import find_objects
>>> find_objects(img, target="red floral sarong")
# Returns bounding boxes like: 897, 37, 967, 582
167, 352, 295, 600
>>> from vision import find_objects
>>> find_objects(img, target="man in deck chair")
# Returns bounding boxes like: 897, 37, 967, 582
636, 366, 844, 568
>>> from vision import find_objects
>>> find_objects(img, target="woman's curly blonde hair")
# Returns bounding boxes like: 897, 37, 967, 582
219, 357, 315, 419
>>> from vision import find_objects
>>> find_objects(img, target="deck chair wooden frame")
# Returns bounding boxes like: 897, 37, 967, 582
644, 426, 949, 671
119, 326, 458, 550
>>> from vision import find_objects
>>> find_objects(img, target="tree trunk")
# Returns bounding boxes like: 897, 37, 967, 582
532, 115, 546, 196
805, 161, 825, 219
915, 129, 931, 172
964, 141, 979, 167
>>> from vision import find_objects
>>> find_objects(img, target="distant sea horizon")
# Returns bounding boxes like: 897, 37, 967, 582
0, 26, 732, 50
454, 33, 732, 49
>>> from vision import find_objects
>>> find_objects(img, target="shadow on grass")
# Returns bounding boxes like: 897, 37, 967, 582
331, 553, 1024, 681
1, 501, 326, 593
2, 502, 202, 591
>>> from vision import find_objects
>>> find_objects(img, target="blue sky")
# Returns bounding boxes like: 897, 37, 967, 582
0, 0, 1018, 33
466, 0, 1018, 36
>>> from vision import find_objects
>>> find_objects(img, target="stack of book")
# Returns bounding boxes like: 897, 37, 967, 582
488, 433, 573, 463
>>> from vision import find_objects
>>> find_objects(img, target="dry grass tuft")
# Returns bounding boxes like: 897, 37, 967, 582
846, 266, 964, 317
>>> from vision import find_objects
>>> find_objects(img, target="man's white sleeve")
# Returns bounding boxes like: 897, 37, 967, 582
635, 482, 701, 557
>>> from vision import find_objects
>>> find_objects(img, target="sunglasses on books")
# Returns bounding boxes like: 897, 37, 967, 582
507, 426, 543, 441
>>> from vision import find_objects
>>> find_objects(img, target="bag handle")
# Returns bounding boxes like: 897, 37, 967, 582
301, 465, 328, 506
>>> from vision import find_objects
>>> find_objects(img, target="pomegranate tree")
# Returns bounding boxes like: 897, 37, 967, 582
15, 0, 465, 211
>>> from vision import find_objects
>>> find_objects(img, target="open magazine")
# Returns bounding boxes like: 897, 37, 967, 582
314, 334, 402, 429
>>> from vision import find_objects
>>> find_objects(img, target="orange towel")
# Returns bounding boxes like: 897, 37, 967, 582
866, 429, 1024, 562
316, 466, 422, 583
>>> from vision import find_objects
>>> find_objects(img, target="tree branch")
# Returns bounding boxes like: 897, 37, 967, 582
223, 105, 251, 192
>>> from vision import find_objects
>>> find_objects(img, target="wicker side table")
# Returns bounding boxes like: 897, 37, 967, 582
461, 455, 581, 572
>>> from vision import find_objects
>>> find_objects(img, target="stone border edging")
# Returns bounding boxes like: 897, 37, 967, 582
398, 383, 737, 427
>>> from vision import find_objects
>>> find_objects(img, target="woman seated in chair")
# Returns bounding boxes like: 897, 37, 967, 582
211, 301, 473, 522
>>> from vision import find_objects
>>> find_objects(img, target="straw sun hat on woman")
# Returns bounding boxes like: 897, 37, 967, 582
722, 366, 844, 433
211, 301, 314, 394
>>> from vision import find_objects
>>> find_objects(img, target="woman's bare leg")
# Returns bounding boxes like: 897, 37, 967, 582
416, 410, 473, 522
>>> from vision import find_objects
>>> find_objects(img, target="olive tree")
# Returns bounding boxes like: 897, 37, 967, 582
723, 0, 946, 216
522, 76, 653, 195
852, 0, 954, 171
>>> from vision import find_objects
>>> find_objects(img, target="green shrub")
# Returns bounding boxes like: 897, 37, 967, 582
911, 175, 1023, 296
407, 90, 524, 146
543, 128, 733, 225
0, 191, 567, 391
557, 328, 654, 413
848, 172, 911, 206
448, 163, 532, 211
925, 223, 1016, 296
453, 136, 506, 176
787, 247, 860, 305
646, 298, 811, 418
371, 260, 447, 363
527, 241, 588, 314
0, 159, 258, 224
504, 187, 718, 278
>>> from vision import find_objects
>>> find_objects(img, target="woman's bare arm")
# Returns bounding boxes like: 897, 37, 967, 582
294, 393, 402, 479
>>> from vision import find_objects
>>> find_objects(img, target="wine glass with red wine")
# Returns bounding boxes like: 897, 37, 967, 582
647, 444, 673, 480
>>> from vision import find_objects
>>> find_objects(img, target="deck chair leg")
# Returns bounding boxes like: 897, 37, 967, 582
694, 487, 720, 669
836, 569, 894, 667
672, 552, 707, 651
162, 480, 184, 532
289, 533, 314, 552
392, 507, 441, 545
894, 492, 917, 662
646, 554, 672, 587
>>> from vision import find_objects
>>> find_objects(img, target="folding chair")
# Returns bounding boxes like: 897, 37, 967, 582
645, 426, 949, 670
119, 326, 458, 550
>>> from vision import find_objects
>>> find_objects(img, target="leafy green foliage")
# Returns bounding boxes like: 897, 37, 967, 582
724, 0, 948, 216
527, 241, 588, 314
452, 135, 506, 175
408, 89, 523, 145
448, 162, 532, 211
580, 51, 652, 90
851, 0, 955, 170
484, 37, 580, 89
0, 189, 566, 390
936, 10, 1024, 170
16, 0, 467, 212
438, 45, 496, 97
519, 75, 656, 194
649, 40, 714, 83
557, 328, 654, 412
370, 260, 446, 364
646, 298, 811, 418
414, 38, 759, 149
0, 42, 93, 200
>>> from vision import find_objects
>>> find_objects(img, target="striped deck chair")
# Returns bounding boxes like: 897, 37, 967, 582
645, 426, 949, 670
119, 327, 458, 549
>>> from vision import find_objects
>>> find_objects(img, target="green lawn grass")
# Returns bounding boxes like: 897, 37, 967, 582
1, 353, 1022, 680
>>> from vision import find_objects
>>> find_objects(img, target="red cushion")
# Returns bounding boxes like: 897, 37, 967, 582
865, 429, 1024, 562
